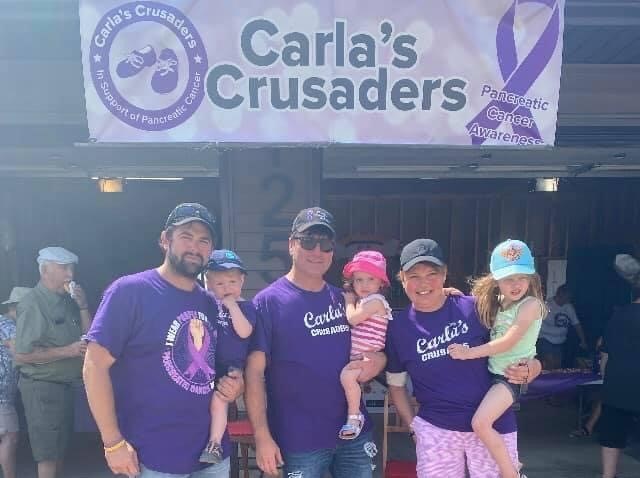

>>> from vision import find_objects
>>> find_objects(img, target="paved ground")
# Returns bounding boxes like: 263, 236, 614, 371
11, 399, 640, 477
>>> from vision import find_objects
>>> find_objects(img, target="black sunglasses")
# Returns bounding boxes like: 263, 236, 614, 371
293, 235, 335, 253
173, 205, 216, 224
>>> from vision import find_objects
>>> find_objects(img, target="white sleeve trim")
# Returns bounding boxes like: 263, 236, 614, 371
386, 371, 408, 387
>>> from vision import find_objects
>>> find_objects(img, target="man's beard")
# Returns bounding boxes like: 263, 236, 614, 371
168, 250, 204, 279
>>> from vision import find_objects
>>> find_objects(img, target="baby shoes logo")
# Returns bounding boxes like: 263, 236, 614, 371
89, 2, 208, 131
116, 45, 179, 94
500, 243, 523, 262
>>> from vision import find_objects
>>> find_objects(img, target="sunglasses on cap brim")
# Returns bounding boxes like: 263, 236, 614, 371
293, 235, 335, 253
172, 205, 216, 224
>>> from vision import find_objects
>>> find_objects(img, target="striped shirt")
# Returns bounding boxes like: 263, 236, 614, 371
350, 294, 392, 357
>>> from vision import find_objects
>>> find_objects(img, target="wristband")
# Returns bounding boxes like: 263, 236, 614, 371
104, 439, 127, 453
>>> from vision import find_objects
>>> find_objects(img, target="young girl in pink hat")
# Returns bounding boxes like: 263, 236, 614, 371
339, 250, 393, 440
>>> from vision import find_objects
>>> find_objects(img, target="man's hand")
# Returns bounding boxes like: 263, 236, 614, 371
255, 432, 283, 476
67, 340, 87, 358
447, 343, 471, 360
343, 291, 357, 305
104, 440, 140, 478
346, 351, 386, 383
215, 368, 244, 402
504, 358, 542, 385
71, 283, 89, 310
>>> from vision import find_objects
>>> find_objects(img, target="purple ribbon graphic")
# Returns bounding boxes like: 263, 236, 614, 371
184, 327, 215, 381
466, 0, 560, 145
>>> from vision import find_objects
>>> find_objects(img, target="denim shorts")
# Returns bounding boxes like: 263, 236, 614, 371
282, 430, 375, 478
491, 374, 525, 404
139, 458, 230, 478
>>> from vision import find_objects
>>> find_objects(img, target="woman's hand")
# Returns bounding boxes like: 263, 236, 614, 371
504, 358, 542, 384
443, 287, 464, 297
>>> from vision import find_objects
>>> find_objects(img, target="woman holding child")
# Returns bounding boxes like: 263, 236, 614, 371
386, 238, 542, 478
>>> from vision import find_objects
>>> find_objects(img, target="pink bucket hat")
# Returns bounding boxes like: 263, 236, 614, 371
343, 250, 390, 286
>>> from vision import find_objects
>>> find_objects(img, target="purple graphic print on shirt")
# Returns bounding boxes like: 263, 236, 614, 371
88, 269, 228, 474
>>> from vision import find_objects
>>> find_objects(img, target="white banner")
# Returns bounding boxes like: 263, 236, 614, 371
79, 0, 565, 145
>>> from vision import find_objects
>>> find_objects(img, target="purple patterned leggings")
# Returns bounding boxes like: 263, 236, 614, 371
412, 416, 519, 478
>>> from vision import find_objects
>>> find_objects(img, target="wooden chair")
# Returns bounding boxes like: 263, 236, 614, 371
228, 418, 259, 478
228, 401, 263, 478
382, 391, 418, 478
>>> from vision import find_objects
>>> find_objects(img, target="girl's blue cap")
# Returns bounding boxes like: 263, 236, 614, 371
490, 239, 535, 280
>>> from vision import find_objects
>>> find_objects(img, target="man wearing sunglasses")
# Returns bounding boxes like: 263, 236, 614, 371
246, 207, 384, 478
83, 203, 243, 478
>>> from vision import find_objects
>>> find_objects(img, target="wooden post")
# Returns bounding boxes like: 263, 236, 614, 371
219, 148, 322, 297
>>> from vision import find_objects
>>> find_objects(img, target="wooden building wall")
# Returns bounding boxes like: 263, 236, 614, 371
323, 179, 640, 339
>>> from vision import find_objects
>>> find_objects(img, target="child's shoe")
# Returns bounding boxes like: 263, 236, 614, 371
199, 441, 223, 464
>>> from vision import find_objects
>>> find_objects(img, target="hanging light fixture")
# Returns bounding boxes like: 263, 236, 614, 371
97, 178, 124, 193
534, 178, 558, 192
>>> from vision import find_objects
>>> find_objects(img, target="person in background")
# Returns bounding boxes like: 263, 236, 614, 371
569, 336, 604, 438
598, 254, 640, 478
538, 284, 588, 370
0, 286, 31, 478
15, 247, 92, 478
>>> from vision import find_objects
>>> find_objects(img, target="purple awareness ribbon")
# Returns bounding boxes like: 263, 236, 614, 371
185, 328, 215, 380
466, 0, 560, 145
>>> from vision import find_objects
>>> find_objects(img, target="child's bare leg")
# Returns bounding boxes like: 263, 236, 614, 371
340, 365, 363, 416
471, 383, 519, 478
210, 393, 228, 445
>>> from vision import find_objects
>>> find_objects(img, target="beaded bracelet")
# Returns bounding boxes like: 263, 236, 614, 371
104, 439, 127, 453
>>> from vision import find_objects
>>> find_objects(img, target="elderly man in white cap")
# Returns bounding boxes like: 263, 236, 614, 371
0, 286, 30, 478
15, 246, 92, 478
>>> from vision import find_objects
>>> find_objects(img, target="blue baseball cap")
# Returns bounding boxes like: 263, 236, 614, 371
205, 249, 246, 273
490, 239, 535, 280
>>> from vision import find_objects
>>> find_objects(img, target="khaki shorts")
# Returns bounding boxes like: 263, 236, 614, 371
0, 403, 19, 434
18, 376, 74, 461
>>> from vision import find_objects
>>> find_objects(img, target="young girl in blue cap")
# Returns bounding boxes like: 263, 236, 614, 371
448, 239, 545, 478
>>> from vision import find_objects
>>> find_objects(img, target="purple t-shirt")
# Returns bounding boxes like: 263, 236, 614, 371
251, 277, 371, 454
215, 299, 257, 371
386, 295, 516, 434
87, 269, 229, 474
